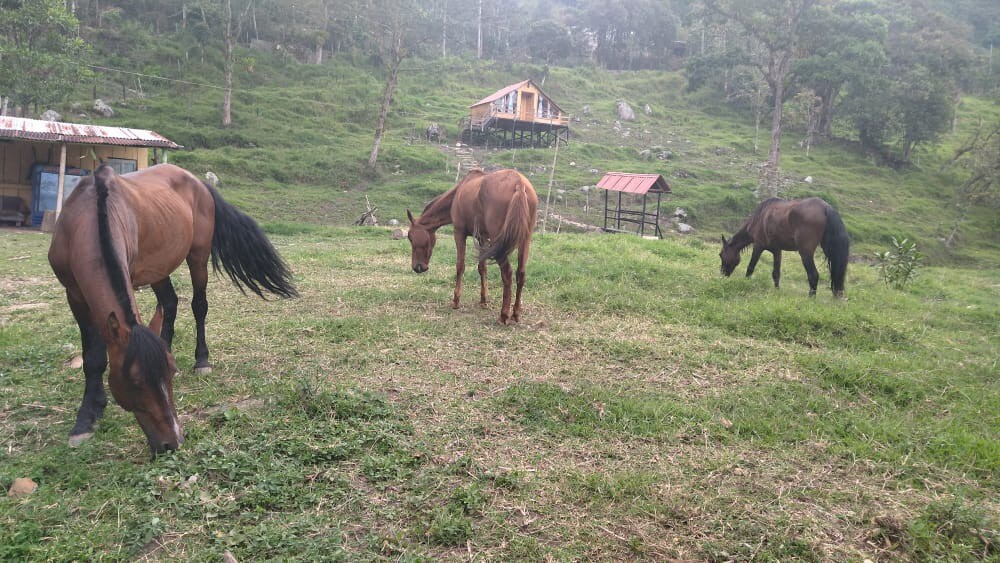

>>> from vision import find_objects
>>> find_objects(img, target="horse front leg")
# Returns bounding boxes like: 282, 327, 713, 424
745, 246, 764, 278
66, 293, 108, 447
497, 256, 514, 325
800, 250, 820, 297
478, 260, 488, 307
187, 254, 212, 374
151, 277, 178, 350
771, 250, 782, 288
453, 234, 467, 309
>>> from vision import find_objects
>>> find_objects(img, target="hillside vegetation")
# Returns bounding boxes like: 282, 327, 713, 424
77, 41, 999, 266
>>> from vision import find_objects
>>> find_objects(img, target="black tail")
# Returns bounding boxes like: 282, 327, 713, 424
820, 204, 850, 295
207, 183, 297, 298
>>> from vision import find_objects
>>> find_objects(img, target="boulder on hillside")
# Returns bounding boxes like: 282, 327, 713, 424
616, 100, 635, 121
93, 99, 114, 117
644, 104, 653, 116
40, 110, 62, 122
205, 171, 220, 187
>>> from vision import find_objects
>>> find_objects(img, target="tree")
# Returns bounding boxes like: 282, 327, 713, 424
366, 0, 425, 172
793, 2, 888, 140
835, 1, 975, 162
942, 119, 1000, 247
582, 0, 678, 70
699, 0, 818, 197
221, 0, 252, 128
0, 0, 91, 116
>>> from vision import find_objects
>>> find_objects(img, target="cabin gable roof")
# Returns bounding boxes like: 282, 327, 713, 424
470, 79, 564, 113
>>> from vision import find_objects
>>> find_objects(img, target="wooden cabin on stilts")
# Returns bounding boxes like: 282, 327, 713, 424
462, 79, 570, 148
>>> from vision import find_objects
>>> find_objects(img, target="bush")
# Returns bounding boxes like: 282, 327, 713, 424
874, 237, 923, 289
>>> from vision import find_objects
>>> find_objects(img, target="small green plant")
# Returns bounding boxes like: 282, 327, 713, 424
874, 237, 923, 288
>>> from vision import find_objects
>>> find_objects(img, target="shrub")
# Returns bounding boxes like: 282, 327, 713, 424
874, 237, 923, 289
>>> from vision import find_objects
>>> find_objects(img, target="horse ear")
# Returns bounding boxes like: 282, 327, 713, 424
106, 311, 130, 346
148, 305, 164, 337
406, 209, 415, 225
721, 235, 728, 245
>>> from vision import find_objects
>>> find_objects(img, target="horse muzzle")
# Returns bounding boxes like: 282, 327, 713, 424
412, 263, 428, 274
149, 433, 184, 458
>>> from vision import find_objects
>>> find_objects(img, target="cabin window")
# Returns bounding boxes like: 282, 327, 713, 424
107, 157, 137, 175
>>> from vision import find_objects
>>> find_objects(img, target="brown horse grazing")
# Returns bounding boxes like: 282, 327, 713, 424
49, 163, 297, 457
719, 197, 850, 298
407, 169, 538, 324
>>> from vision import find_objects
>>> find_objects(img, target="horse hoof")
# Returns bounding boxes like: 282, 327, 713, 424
194, 366, 213, 375
68, 432, 94, 447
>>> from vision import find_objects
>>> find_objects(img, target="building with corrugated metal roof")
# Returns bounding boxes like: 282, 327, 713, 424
462, 79, 569, 148
596, 172, 671, 238
0, 116, 180, 226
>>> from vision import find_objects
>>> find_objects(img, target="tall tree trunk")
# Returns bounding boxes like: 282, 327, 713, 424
223, 0, 234, 128
368, 38, 403, 171
476, 0, 483, 59
441, 0, 448, 58
817, 84, 837, 139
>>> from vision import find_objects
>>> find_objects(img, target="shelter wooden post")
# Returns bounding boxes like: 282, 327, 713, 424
55, 144, 67, 217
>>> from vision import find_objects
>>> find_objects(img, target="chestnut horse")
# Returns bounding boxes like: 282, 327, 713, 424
49, 163, 296, 457
719, 197, 849, 297
407, 169, 538, 324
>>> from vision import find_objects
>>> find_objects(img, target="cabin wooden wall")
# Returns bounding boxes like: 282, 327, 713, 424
0, 142, 149, 211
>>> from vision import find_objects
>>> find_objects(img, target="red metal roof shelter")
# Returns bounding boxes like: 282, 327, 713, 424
596, 172, 671, 238
0, 116, 180, 148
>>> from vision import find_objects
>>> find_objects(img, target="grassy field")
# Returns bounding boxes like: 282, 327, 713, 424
1, 225, 996, 561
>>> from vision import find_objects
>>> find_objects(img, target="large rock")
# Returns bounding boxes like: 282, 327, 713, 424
40, 109, 62, 122
205, 171, 220, 187
616, 100, 635, 121
93, 99, 114, 117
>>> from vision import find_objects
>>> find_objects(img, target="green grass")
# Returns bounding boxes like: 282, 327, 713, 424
1, 228, 996, 561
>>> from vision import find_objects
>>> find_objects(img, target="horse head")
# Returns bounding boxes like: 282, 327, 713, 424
406, 209, 436, 274
105, 306, 183, 457
719, 235, 741, 277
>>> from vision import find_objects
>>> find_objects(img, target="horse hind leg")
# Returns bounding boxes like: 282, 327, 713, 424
478, 260, 488, 307
511, 244, 530, 323
799, 250, 820, 297
452, 234, 468, 309
771, 250, 782, 288
497, 256, 514, 325
67, 295, 109, 446
187, 254, 212, 374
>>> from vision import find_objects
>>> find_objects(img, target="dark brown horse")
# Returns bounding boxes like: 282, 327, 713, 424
49, 163, 296, 457
720, 197, 849, 297
407, 169, 538, 324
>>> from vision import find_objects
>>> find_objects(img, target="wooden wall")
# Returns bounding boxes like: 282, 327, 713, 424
0, 142, 150, 212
